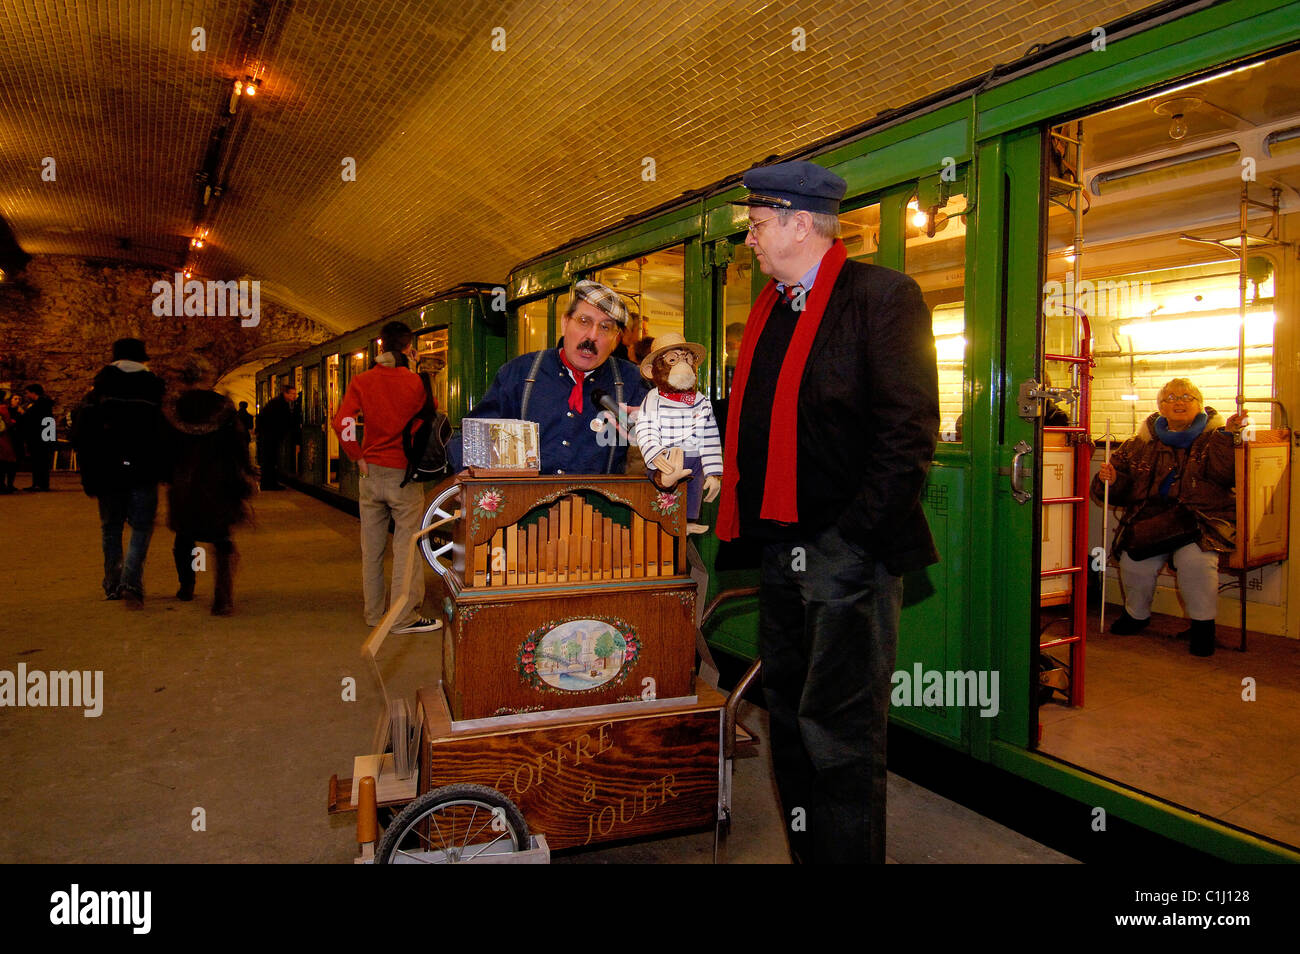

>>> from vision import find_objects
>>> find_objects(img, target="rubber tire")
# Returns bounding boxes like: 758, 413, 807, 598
375, 783, 530, 864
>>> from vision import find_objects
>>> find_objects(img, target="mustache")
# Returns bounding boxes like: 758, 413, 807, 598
577, 340, 598, 353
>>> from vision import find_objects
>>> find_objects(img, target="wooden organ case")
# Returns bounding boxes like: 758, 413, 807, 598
427, 475, 698, 720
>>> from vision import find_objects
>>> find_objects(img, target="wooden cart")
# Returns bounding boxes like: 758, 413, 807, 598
328, 473, 759, 863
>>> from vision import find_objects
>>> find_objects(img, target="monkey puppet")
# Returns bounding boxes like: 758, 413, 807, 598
634, 333, 723, 534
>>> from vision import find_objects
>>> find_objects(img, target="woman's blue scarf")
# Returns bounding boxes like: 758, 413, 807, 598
1154, 411, 1207, 496
1154, 411, 1207, 448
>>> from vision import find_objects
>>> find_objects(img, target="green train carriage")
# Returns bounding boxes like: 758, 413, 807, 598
273, 0, 1300, 860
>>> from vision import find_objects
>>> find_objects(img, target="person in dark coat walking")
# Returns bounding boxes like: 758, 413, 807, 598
72, 338, 167, 607
19, 384, 55, 491
165, 372, 257, 616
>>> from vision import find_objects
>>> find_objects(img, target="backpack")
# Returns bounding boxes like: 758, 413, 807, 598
402, 371, 452, 486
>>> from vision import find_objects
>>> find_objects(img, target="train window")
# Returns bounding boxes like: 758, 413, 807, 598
304, 365, 322, 425
347, 349, 367, 386
415, 327, 451, 413
517, 298, 549, 355
593, 245, 684, 349
905, 191, 968, 442
719, 244, 756, 397
839, 204, 881, 263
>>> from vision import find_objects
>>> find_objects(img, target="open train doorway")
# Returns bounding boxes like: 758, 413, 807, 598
1033, 48, 1300, 850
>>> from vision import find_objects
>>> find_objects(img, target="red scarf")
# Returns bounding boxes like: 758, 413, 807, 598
660, 389, 697, 405
716, 240, 847, 541
558, 348, 586, 412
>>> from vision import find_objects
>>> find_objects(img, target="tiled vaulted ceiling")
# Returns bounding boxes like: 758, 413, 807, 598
1, 0, 1157, 333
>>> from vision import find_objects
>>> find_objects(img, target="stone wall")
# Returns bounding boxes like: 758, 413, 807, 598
0, 255, 332, 418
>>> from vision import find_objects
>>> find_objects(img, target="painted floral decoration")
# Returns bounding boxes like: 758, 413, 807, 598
650, 490, 680, 516
473, 487, 504, 520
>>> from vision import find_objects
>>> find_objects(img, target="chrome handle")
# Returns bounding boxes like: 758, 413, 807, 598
1010, 440, 1032, 504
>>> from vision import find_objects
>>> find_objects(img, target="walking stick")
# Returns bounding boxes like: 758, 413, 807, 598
1099, 418, 1115, 634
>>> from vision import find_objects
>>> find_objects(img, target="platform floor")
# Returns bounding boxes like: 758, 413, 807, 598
0, 475, 1072, 863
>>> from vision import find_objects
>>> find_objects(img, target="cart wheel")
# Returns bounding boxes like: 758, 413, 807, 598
419, 483, 462, 577
375, 783, 530, 864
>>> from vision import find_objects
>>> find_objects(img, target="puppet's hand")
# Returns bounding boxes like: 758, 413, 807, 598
703, 475, 721, 502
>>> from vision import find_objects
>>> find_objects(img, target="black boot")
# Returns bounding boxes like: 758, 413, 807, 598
173, 536, 196, 601
1109, 608, 1150, 635
1187, 619, 1216, 657
212, 543, 237, 616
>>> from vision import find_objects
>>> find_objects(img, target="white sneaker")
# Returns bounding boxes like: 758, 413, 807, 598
391, 616, 443, 634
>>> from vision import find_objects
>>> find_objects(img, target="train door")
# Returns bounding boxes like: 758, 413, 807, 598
1029, 48, 1300, 852
325, 354, 340, 488
302, 362, 323, 484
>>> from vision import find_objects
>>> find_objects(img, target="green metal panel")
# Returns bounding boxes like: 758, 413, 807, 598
682, 236, 708, 348
977, 0, 1300, 139
507, 206, 703, 301
891, 461, 968, 741
989, 127, 1045, 755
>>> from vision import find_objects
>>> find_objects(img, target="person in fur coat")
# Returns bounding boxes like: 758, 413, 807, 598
1091, 377, 1240, 655
165, 370, 257, 616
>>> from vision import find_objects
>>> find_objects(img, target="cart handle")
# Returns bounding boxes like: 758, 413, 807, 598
700, 586, 759, 628
361, 513, 458, 662
724, 658, 762, 761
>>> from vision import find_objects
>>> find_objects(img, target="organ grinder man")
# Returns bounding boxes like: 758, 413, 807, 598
449, 281, 648, 475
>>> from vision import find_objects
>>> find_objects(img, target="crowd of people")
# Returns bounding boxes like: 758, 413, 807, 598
0, 384, 56, 493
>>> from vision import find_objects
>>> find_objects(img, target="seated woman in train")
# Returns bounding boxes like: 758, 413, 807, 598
1091, 378, 1239, 656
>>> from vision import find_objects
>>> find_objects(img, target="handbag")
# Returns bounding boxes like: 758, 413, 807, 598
1122, 501, 1201, 561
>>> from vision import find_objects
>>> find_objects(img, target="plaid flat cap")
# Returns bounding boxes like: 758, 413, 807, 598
572, 279, 629, 328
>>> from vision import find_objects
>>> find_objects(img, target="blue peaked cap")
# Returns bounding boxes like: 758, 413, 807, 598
735, 160, 847, 215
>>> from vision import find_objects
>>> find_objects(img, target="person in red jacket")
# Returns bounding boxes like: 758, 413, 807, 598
331, 321, 439, 634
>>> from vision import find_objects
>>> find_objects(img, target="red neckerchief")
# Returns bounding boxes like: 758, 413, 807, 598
660, 389, 697, 405
716, 240, 848, 541
557, 348, 586, 412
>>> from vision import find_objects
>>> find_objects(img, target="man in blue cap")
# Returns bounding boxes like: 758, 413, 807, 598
450, 280, 648, 475
716, 159, 939, 863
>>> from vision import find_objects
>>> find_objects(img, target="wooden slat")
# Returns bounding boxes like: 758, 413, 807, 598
473, 542, 487, 587
560, 496, 571, 541
538, 517, 549, 583
491, 528, 505, 586
632, 513, 644, 577
660, 527, 673, 575
568, 532, 580, 580
645, 521, 659, 577
580, 503, 593, 582
557, 537, 568, 584
622, 527, 631, 579
545, 537, 556, 584
526, 523, 537, 585
602, 517, 612, 580
507, 524, 518, 586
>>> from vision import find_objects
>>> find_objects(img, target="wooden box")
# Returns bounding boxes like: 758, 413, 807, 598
1228, 430, 1291, 570
419, 682, 721, 851
432, 476, 697, 719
